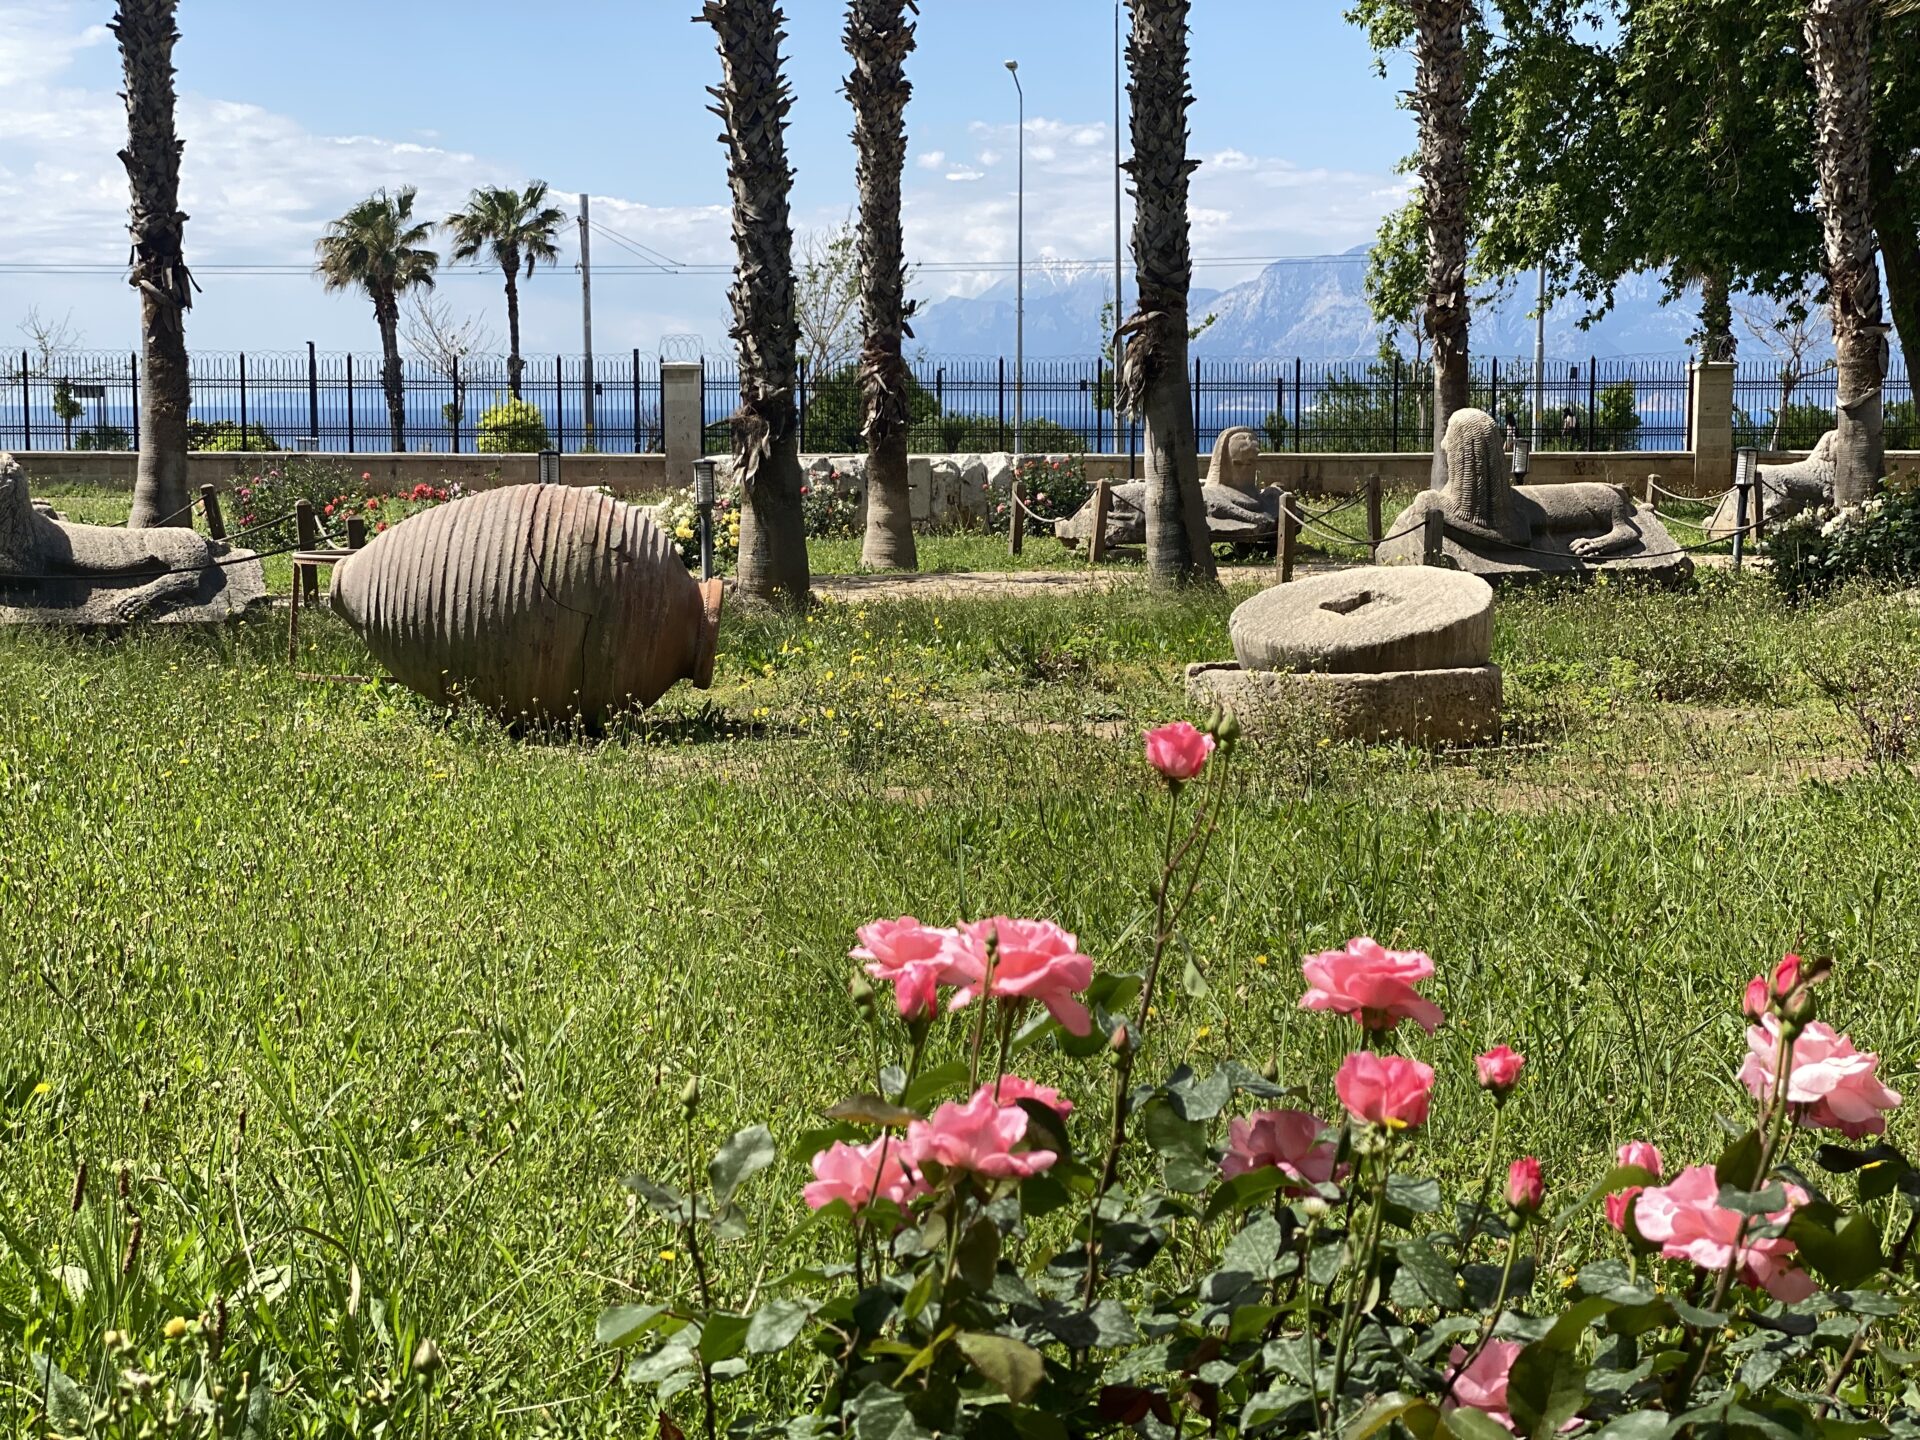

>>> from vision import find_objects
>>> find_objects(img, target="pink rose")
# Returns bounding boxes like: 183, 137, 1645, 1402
1617, 1141, 1663, 1178
1738, 1015, 1902, 1138
1743, 975, 1770, 1022
1144, 721, 1215, 783
1300, 938, 1445, 1034
1334, 1052, 1435, 1131
1475, 1046, 1525, 1099
1445, 1340, 1524, 1432
803, 1138, 925, 1212
945, 919, 1093, 1037
1772, 954, 1803, 1000
1633, 1165, 1816, 1301
1221, 1109, 1342, 1190
851, 917, 958, 1021
1607, 1142, 1663, 1235
1506, 1157, 1544, 1215
990, 1074, 1074, 1115
906, 1088, 1057, 1180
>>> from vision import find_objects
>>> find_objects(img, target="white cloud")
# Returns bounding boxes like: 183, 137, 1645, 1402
0, 3, 1399, 355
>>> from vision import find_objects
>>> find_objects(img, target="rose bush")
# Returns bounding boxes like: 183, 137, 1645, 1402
599, 714, 1919, 1439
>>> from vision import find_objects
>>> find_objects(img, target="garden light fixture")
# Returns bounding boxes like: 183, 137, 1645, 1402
1510, 436, 1530, 481
539, 450, 561, 486
693, 457, 718, 582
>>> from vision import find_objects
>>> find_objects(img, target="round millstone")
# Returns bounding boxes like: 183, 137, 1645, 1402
1229, 566, 1494, 675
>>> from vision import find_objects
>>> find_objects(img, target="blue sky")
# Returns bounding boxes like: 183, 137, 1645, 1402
1, 0, 1417, 356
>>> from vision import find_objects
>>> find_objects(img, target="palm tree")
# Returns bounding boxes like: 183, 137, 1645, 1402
1117, 0, 1217, 587
845, 0, 919, 572
444, 182, 566, 401
1806, 0, 1886, 504
1412, 0, 1471, 488
702, 0, 810, 606
111, 0, 193, 530
316, 189, 438, 453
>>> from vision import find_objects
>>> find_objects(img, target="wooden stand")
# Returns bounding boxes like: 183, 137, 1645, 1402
1088, 479, 1111, 565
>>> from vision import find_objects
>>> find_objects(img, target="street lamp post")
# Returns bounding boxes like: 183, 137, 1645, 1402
1006, 59, 1024, 459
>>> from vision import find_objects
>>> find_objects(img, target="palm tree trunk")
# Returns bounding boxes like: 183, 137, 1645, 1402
1871, 139, 1920, 380
703, 0, 811, 606
1119, 0, 1216, 587
112, 0, 193, 530
1806, 0, 1887, 505
1413, 0, 1471, 489
504, 266, 524, 400
374, 292, 407, 452
846, 0, 919, 573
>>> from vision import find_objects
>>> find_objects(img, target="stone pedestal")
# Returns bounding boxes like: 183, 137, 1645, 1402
1186, 661, 1503, 746
1688, 361, 1736, 493
662, 362, 703, 493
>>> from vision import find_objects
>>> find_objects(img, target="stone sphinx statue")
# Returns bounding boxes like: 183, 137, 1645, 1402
0, 455, 266, 624
1377, 408, 1692, 585
1055, 426, 1283, 551
1704, 430, 1836, 540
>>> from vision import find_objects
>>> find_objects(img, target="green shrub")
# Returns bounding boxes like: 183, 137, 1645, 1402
927, 412, 1087, 455
72, 424, 132, 452
476, 397, 552, 454
189, 420, 279, 452
800, 365, 941, 453
1767, 477, 1920, 600
800, 466, 863, 538
984, 454, 1094, 534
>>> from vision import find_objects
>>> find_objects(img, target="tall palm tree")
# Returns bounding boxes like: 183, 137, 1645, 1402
702, 0, 810, 606
1806, 0, 1886, 504
845, 0, 919, 572
444, 182, 566, 401
111, 0, 193, 530
316, 189, 438, 453
1117, 0, 1216, 587
1412, 0, 1471, 489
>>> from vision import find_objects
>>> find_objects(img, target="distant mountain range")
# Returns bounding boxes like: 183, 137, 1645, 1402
908, 245, 1812, 364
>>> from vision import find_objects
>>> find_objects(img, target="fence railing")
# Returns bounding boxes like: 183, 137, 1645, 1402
3, 348, 1897, 457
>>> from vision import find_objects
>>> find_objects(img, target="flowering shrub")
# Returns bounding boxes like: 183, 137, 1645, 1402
228, 464, 462, 548
599, 717, 1918, 1439
801, 468, 863, 538
475, 396, 552, 454
653, 484, 743, 571
985, 454, 1095, 534
1767, 477, 1920, 599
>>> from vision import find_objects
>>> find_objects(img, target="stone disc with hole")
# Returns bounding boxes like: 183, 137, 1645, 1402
1229, 566, 1494, 675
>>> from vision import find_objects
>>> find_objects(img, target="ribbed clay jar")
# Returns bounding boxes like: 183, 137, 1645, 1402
330, 483, 724, 720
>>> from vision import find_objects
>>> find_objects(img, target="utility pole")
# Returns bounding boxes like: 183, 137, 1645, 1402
578, 192, 596, 445
1006, 60, 1024, 458
1531, 257, 1545, 450
1115, 0, 1128, 475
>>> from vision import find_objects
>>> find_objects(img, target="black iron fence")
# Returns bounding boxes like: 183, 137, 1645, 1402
1, 348, 664, 456
1734, 361, 1918, 450
2, 347, 1890, 457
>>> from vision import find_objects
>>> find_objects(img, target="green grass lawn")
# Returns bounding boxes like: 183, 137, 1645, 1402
0, 498, 1906, 1433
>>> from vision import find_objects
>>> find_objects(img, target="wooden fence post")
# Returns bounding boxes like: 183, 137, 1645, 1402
199, 484, 225, 541
1422, 507, 1446, 567
1277, 489, 1296, 583
346, 515, 368, 550
1366, 473, 1382, 559
296, 500, 319, 602
1008, 472, 1025, 556
1088, 478, 1111, 565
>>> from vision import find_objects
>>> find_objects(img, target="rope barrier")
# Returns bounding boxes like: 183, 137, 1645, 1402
213, 508, 303, 546
1649, 479, 1736, 505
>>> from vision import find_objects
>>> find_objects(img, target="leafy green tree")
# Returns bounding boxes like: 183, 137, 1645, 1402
316, 188, 438, 453
444, 182, 566, 402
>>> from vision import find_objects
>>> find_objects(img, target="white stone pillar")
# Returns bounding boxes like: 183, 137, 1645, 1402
662, 362, 702, 491
1688, 361, 1736, 494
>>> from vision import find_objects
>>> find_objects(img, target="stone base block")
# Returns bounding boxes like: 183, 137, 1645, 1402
0, 548, 269, 627
1186, 661, 1503, 746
